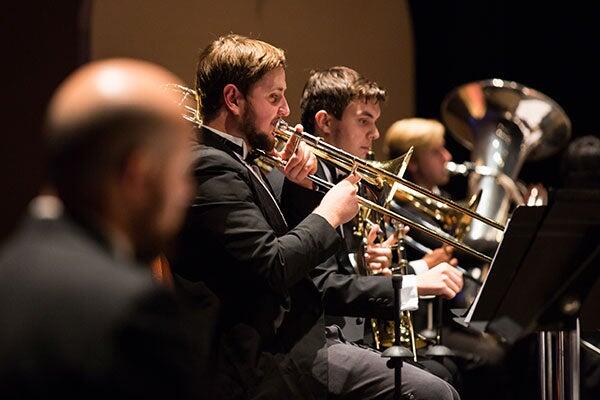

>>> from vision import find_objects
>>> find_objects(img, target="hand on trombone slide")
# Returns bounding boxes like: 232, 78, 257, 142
313, 173, 361, 229
274, 124, 318, 189
416, 263, 464, 300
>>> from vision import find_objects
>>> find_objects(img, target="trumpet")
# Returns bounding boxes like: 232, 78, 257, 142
167, 84, 502, 263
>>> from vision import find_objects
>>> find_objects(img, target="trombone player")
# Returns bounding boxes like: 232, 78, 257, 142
284, 65, 463, 397
383, 118, 460, 259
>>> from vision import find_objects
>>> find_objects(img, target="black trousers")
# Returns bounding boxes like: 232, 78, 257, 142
317, 326, 460, 400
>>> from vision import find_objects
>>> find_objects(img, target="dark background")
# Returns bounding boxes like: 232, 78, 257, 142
2, 1, 598, 241
2, 2, 90, 242
410, 1, 600, 198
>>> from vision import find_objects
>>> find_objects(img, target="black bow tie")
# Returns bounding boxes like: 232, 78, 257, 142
245, 150, 260, 163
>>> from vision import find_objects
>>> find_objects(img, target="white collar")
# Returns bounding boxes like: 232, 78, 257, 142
28, 194, 64, 220
202, 125, 249, 159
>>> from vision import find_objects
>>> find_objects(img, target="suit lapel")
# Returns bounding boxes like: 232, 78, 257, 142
198, 127, 288, 234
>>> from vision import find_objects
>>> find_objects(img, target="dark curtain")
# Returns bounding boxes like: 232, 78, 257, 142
408, 1, 599, 196
0, 1, 90, 242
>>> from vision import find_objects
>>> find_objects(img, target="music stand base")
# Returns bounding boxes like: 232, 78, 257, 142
425, 344, 456, 357
539, 323, 580, 400
382, 346, 414, 400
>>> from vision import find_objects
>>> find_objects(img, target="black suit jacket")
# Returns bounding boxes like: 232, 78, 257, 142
0, 212, 216, 399
276, 161, 397, 327
171, 127, 340, 398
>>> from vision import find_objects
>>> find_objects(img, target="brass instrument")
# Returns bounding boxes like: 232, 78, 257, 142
164, 84, 201, 124
259, 120, 502, 263
168, 84, 503, 263
354, 153, 423, 359
356, 218, 422, 361
393, 224, 419, 361
441, 79, 571, 253
393, 184, 482, 242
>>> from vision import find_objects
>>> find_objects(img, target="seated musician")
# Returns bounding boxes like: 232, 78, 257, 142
278, 65, 463, 392
385, 118, 452, 194
385, 117, 509, 400
383, 118, 457, 253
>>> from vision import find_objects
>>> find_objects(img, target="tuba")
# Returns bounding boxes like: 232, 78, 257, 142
441, 79, 571, 254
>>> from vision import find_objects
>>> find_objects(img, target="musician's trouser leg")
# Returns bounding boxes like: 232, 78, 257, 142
322, 326, 460, 400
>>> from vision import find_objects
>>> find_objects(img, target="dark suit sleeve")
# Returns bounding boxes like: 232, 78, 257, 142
280, 176, 325, 229
310, 253, 396, 320
282, 166, 397, 320
189, 151, 340, 296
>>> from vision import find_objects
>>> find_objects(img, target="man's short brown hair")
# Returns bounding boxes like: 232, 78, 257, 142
300, 66, 386, 134
195, 34, 286, 123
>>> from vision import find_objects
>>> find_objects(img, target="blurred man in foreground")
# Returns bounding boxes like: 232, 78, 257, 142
0, 59, 216, 398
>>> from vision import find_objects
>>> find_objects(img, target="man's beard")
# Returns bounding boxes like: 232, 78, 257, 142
240, 103, 276, 152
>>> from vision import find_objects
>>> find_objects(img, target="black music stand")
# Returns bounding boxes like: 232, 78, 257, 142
382, 275, 414, 400
458, 189, 600, 400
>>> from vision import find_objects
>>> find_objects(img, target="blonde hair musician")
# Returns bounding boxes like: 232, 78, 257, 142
385, 118, 452, 194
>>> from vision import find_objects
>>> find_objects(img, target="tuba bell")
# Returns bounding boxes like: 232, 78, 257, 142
441, 79, 571, 254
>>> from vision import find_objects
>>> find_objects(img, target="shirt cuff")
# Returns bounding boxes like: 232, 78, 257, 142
409, 259, 429, 275
400, 274, 418, 311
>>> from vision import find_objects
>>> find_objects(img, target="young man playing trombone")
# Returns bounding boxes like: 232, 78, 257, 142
296, 62, 465, 360
292, 65, 462, 398
297, 65, 464, 328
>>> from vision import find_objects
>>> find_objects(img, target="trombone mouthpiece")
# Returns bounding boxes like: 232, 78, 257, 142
275, 119, 290, 131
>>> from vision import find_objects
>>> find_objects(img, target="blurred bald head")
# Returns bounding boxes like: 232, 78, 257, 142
45, 59, 193, 261
47, 58, 184, 132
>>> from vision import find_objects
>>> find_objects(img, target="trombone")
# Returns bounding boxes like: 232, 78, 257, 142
271, 119, 503, 230
168, 84, 503, 263
257, 120, 502, 263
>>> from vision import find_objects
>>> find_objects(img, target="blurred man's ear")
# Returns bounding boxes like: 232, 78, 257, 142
118, 149, 155, 206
